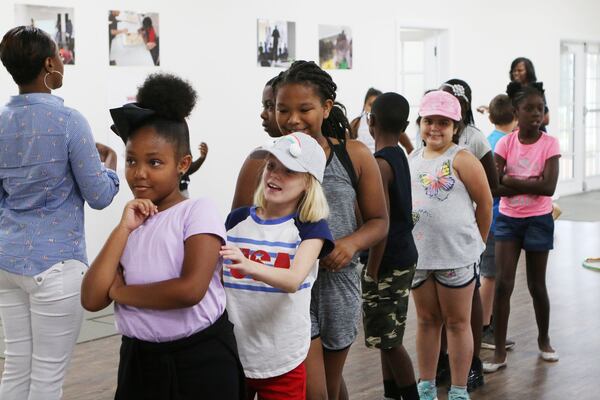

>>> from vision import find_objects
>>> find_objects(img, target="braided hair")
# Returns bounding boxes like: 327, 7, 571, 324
506, 81, 545, 108
276, 60, 351, 140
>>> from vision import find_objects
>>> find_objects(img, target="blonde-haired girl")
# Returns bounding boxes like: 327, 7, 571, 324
220, 132, 334, 399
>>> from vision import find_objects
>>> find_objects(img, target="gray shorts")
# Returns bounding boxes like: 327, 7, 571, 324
411, 263, 479, 289
480, 233, 496, 278
310, 265, 361, 351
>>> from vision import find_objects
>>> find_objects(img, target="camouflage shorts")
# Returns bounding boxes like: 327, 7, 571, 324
361, 264, 416, 350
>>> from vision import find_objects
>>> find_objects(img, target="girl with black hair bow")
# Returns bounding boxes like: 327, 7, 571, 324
81, 73, 244, 400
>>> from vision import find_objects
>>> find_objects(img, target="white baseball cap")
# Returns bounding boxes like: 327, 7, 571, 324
251, 132, 326, 183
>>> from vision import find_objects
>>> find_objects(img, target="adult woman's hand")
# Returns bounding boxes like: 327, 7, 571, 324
96, 142, 117, 170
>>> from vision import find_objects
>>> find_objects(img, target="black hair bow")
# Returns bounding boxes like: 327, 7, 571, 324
109, 103, 156, 144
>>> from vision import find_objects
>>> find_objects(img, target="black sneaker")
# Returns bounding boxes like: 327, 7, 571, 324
481, 325, 516, 350
467, 357, 484, 392
436, 352, 451, 385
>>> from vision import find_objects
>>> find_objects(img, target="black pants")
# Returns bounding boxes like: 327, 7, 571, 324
115, 312, 245, 400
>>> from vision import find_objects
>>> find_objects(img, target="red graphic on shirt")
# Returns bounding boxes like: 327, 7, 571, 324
229, 248, 291, 279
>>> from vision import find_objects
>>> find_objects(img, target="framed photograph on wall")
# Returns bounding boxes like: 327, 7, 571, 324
257, 19, 295, 68
319, 25, 352, 70
109, 10, 159, 66
15, 4, 75, 65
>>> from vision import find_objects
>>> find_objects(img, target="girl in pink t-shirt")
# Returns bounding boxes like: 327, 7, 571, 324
81, 74, 244, 399
484, 82, 561, 373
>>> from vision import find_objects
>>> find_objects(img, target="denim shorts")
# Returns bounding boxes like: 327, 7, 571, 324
411, 263, 479, 289
494, 212, 554, 251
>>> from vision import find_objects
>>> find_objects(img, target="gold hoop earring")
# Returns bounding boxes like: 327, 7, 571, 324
44, 70, 64, 91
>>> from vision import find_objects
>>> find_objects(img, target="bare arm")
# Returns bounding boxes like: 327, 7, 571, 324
220, 239, 324, 293
321, 140, 388, 270
480, 151, 498, 192
187, 142, 208, 176
501, 156, 560, 196
365, 158, 392, 281
491, 154, 523, 197
455, 150, 493, 242
231, 154, 265, 210
399, 132, 414, 155
109, 233, 223, 309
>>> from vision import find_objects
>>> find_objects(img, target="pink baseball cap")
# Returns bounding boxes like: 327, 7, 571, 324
418, 90, 462, 121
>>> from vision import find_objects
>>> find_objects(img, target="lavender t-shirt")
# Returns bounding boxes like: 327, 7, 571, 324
115, 198, 227, 342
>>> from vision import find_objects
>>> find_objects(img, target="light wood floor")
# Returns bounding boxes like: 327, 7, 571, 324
1, 220, 599, 399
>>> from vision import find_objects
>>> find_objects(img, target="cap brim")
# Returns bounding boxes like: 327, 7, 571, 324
251, 147, 308, 174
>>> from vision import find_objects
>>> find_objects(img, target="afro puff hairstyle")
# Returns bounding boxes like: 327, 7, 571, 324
131, 73, 197, 158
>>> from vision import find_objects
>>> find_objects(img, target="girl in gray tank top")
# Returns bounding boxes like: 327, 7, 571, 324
274, 61, 388, 399
409, 90, 492, 400
410, 144, 485, 269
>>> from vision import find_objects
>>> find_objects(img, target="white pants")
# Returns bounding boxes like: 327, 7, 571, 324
0, 260, 86, 400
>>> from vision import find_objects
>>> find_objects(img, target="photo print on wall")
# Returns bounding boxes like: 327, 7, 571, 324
319, 25, 352, 70
109, 10, 159, 66
15, 4, 75, 65
257, 19, 295, 68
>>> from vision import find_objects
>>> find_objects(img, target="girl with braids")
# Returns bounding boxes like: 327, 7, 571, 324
231, 74, 283, 209
81, 73, 244, 399
483, 82, 560, 373
274, 61, 388, 400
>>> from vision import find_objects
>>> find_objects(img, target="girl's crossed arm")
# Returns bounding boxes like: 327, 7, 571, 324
81, 199, 158, 311
108, 233, 223, 309
220, 239, 324, 293
491, 154, 523, 197
455, 150, 493, 242
500, 156, 560, 197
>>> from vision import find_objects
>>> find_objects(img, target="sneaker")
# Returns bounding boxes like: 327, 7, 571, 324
482, 359, 507, 373
417, 381, 438, 400
436, 352, 451, 385
467, 357, 484, 392
481, 325, 516, 350
448, 387, 470, 400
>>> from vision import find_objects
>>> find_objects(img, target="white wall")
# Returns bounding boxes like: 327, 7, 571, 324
1, 0, 600, 259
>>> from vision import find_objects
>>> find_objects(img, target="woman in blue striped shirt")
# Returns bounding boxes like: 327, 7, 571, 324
0, 26, 119, 399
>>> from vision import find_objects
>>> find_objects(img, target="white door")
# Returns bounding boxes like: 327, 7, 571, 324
558, 42, 600, 195
583, 43, 600, 191
396, 28, 448, 146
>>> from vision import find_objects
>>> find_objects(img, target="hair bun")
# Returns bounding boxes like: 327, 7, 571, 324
506, 81, 522, 99
136, 73, 197, 120
532, 81, 545, 93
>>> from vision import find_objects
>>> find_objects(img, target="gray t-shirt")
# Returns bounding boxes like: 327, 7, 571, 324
458, 124, 492, 160
409, 144, 485, 270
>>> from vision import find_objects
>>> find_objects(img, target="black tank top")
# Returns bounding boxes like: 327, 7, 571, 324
375, 145, 418, 270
